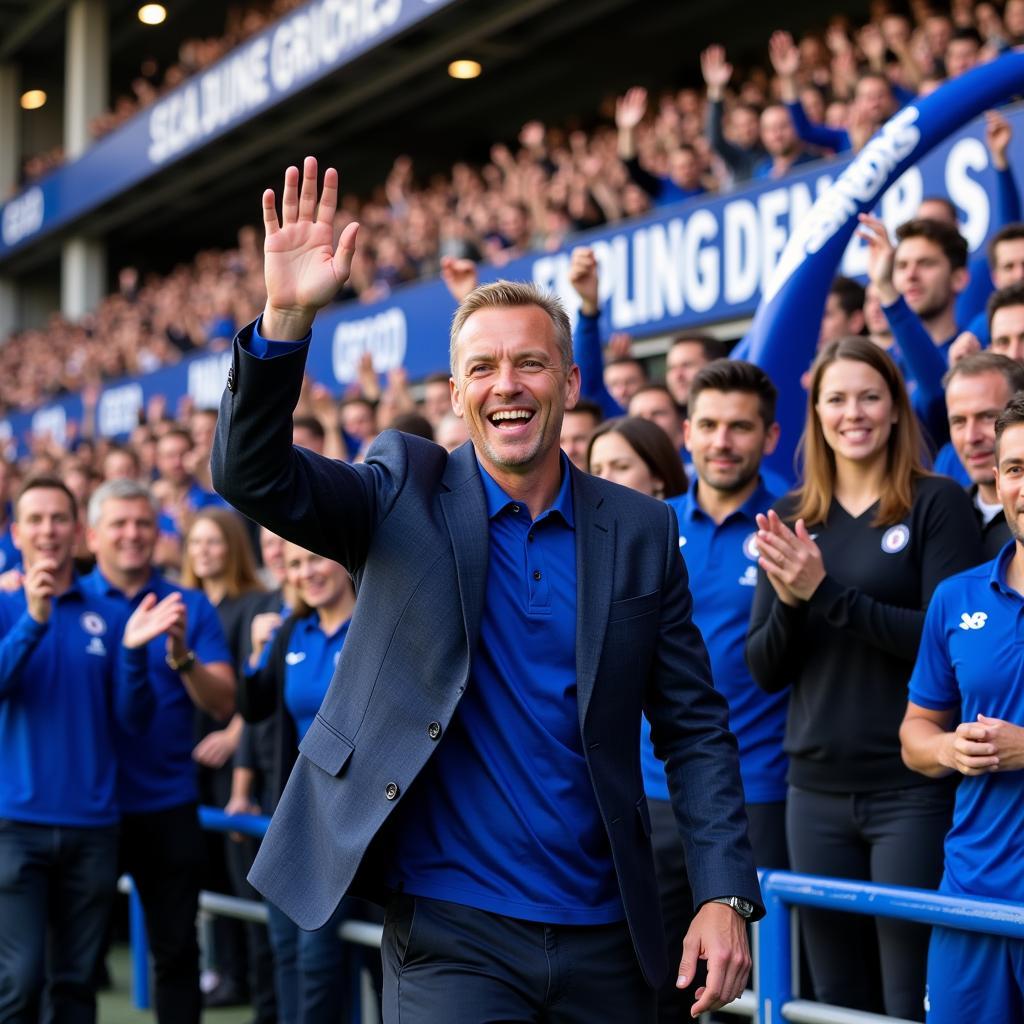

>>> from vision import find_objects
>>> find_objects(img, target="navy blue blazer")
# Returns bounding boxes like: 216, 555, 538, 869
211, 322, 761, 987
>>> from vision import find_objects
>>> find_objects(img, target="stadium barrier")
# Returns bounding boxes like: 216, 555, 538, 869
118, 807, 1024, 1024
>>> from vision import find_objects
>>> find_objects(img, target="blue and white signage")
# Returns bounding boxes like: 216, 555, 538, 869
0, 0, 456, 259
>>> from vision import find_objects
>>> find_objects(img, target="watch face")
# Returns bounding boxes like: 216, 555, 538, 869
735, 898, 755, 918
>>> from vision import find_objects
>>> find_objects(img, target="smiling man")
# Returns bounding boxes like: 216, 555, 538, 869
211, 157, 761, 1023
944, 353, 1024, 558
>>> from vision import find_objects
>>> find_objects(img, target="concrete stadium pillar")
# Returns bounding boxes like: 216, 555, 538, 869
0, 64, 19, 197
61, 236, 105, 320
64, 0, 107, 159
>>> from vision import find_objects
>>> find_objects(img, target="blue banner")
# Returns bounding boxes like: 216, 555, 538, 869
4, 100, 1024, 453
746, 54, 1024, 475
0, 0, 457, 260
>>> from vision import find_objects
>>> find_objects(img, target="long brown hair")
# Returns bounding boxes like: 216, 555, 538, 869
181, 508, 264, 599
792, 336, 930, 527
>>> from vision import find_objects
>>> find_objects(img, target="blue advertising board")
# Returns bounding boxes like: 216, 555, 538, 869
0, 0, 458, 260
2, 104, 1022, 452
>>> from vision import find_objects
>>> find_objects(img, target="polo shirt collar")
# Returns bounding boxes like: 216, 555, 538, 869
477, 454, 575, 528
90, 565, 161, 600
989, 540, 1021, 597
682, 475, 772, 525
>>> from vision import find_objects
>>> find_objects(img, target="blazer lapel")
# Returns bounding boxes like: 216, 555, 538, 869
440, 443, 489, 652
573, 468, 616, 729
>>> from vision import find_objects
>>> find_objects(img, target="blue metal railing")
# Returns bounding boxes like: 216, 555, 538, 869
757, 871, 1024, 1024
124, 808, 1024, 1024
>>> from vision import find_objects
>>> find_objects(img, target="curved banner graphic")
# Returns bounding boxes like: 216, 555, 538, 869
745, 53, 1024, 478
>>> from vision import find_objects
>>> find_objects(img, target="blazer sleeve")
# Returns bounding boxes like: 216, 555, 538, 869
211, 320, 405, 572
643, 502, 763, 918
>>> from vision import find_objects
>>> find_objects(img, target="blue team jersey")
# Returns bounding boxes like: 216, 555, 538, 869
658, 479, 788, 804
0, 517, 20, 574
80, 568, 233, 813
0, 582, 152, 826
248, 611, 350, 741
908, 542, 1024, 901
933, 442, 970, 486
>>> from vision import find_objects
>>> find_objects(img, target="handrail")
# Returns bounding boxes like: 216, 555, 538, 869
122, 809, 1024, 1024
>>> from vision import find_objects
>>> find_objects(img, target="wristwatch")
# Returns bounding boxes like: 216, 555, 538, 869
709, 896, 755, 919
166, 649, 196, 673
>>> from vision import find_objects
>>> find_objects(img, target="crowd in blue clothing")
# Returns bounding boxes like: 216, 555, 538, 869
3, 4, 1024, 1021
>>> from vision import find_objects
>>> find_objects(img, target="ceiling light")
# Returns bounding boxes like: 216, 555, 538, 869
20, 90, 46, 110
448, 60, 482, 80
138, 3, 167, 25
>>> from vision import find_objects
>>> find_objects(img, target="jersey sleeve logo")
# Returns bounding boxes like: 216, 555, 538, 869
80, 612, 108, 636
881, 524, 910, 553
958, 611, 988, 631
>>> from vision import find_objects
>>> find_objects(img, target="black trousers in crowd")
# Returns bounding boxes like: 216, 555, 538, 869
786, 784, 953, 1022
0, 821, 119, 1024
648, 797, 787, 1023
120, 802, 204, 1024
381, 893, 654, 1023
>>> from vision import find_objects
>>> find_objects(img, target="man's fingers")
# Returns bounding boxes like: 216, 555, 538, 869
333, 221, 360, 282
298, 155, 319, 221
691, 958, 723, 1015
262, 189, 280, 236
318, 166, 339, 224
676, 930, 700, 990
281, 164, 300, 225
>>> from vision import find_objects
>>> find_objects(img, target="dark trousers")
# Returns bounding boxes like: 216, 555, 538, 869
648, 798, 786, 1023
787, 785, 953, 1022
0, 819, 118, 1024
381, 894, 654, 1023
121, 802, 204, 1024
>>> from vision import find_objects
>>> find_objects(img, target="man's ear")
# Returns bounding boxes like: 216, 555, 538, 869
952, 265, 970, 297
449, 375, 464, 418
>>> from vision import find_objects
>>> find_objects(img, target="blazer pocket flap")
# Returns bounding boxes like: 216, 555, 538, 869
608, 589, 660, 622
299, 716, 355, 777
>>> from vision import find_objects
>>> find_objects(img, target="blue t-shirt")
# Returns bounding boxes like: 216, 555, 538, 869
659, 479, 788, 805
0, 514, 20, 574
388, 459, 622, 925
908, 542, 1024, 901
80, 568, 233, 813
249, 611, 350, 741
0, 581, 152, 826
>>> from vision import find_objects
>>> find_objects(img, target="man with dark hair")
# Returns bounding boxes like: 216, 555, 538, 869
943, 353, 1024, 557
900, 391, 1024, 1024
629, 385, 685, 452
339, 396, 378, 457
154, 427, 226, 539
820, 277, 867, 346
0, 477, 169, 1023
665, 335, 730, 409
944, 26, 982, 78
421, 371, 453, 429
559, 398, 603, 471
603, 355, 648, 410
988, 281, 1024, 362
954, 229, 1024, 351
644, 361, 786, 1020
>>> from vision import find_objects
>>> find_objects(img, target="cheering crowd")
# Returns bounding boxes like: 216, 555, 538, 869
6, 0, 1024, 413
4, 3, 1024, 1023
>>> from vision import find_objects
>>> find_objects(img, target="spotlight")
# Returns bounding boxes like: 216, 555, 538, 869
447, 60, 482, 80
20, 90, 47, 110
138, 4, 167, 25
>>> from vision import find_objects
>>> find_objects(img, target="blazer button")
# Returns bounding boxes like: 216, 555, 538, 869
385, 782, 399, 801
226, 366, 235, 392
428, 721, 442, 740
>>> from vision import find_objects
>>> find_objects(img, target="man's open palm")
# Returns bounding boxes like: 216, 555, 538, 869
263, 157, 360, 323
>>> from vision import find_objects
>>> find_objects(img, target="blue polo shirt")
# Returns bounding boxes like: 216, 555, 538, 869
158, 482, 228, 537
0, 581, 152, 826
248, 611, 350, 741
387, 458, 622, 924
908, 542, 1024, 901
80, 567, 232, 813
0, 512, 19, 573
660, 479, 788, 805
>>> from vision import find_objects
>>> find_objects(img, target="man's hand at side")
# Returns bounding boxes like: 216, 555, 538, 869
677, 901, 751, 1017
262, 156, 360, 341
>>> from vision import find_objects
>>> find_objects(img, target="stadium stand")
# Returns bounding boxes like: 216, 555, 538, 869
1, 0, 1024, 1021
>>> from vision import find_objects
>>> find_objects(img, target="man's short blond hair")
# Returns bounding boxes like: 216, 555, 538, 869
449, 280, 573, 377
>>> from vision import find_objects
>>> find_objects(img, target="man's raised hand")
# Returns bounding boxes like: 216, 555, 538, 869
123, 592, 186, 650
262, 156, 360, 341
25, 559, 59, 625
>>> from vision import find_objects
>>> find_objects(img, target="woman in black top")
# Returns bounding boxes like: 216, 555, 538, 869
745, 337, 982, 1020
